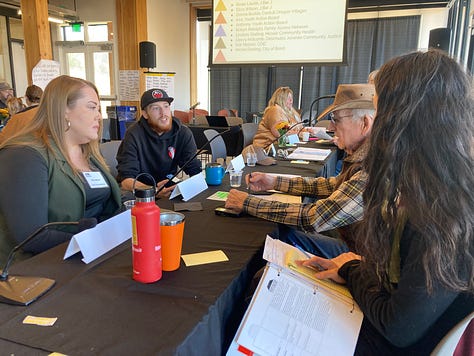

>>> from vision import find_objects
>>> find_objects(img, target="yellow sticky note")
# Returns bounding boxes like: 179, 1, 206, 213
23, 315, 57, 326
181, 250, 229, 266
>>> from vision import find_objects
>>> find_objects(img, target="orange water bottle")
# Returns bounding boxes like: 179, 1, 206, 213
131, 177, 162, 283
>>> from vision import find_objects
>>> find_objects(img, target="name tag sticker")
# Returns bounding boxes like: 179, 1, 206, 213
83, 171, 109, 189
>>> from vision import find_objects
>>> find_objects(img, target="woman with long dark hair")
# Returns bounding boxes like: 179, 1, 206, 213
303, 49, 474, 354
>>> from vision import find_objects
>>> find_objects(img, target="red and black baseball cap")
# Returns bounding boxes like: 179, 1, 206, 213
140, 88, 174, 109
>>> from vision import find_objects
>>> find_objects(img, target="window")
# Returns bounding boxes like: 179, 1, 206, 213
57, 22, 115, 115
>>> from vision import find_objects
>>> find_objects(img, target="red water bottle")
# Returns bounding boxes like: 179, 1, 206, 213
131, 184, 162, 283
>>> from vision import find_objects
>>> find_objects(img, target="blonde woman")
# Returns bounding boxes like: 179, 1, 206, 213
6, 97, 26, 116
0, 75, 121, 262
252, 86, 302, 149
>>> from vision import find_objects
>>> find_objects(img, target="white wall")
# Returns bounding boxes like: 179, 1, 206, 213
146, 0, 190, 111
75, 0, 116, 22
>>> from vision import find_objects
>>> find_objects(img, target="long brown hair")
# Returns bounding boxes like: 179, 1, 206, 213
358, 50, 474, 293
0, 75, 108, 173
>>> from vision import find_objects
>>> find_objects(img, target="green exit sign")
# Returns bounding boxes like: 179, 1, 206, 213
71, 22, 82, 32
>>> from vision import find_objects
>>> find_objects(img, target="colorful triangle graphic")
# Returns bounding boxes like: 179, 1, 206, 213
214, 25, 226, 38
215, 12, 227, 25
214, 38, 226, 49
214, 50, 227, 63
215, 0, 227, 12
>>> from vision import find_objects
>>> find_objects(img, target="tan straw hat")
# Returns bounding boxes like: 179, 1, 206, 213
316, 84, 375, 121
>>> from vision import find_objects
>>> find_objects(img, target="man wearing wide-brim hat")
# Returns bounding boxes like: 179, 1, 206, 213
226, 84, 376, 257
116, 88, 202, 198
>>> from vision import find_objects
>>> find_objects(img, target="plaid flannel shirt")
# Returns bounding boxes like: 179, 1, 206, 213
242, 143, 368, 233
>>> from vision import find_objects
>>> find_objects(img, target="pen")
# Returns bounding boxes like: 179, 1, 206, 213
247, 173, 252, 191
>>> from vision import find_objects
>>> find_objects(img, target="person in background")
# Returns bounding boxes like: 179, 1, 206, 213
116, 88, 202, 198
252, 86, 303, 149
0, 85, 44, 143
367, 69, 379, 84
0, 81, 13, 109
0, 75, 121, 263
6, 97, 26, 116
226, 84, 375, 258
23, 84, 43, 108
304, 50, 474, 354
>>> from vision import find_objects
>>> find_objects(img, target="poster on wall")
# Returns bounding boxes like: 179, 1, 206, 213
32, 59, 60, 90
118, 70, 140, 101
145, 72, 175, 99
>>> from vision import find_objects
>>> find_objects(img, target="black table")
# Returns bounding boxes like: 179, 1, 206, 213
0, 152, 336, 355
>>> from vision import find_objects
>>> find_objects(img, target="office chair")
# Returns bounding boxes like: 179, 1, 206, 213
241, 122, 258, 149
431, 311, 474, 355
173, 110, 191, 124
203, 129, 227, 165
100, 140, 121, 178
217, 108, 238, 117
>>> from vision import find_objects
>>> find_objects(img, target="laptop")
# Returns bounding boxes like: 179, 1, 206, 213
206, 115, 229, 127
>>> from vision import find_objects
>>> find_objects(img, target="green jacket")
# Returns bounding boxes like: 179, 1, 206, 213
0, 141, 122, 262
38, 142, 122, 223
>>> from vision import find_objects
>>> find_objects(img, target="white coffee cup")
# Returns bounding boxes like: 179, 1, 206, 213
302, 131, 310, 142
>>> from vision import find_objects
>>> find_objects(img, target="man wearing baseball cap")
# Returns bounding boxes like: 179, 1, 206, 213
116, 88, 201, 197
226, 84, 375, 257
0, 81, 14, 109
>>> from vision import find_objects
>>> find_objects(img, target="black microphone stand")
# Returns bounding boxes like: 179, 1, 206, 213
308, 94, 336, 126
0, 221, 87, 305
191, 107, 196, 125
156, 125, 240, 195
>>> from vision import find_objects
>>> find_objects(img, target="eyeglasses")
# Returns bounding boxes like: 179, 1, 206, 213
329, 112, 353, 125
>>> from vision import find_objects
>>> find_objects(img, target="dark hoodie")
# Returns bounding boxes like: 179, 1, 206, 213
116, 117, 202, 186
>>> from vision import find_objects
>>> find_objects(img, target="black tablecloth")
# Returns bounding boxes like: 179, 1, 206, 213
0, 151, 335, 355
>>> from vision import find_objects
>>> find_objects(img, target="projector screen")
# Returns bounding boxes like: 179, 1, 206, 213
211, 0, 348, 66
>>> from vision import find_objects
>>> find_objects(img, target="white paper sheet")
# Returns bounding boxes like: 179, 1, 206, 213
226, 154, 245, 172
311, 127, 333, 140
287, 147, 331, 161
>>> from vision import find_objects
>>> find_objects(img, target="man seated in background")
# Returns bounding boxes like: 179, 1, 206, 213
116, 88, 202, 198
0, 82, 13, 109
225, 84, 375, 258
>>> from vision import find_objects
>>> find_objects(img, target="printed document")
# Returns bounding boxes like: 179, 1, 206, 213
228, 236, 363, 356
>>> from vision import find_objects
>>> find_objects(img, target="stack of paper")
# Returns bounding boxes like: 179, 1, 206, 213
287, 147, 331, 161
